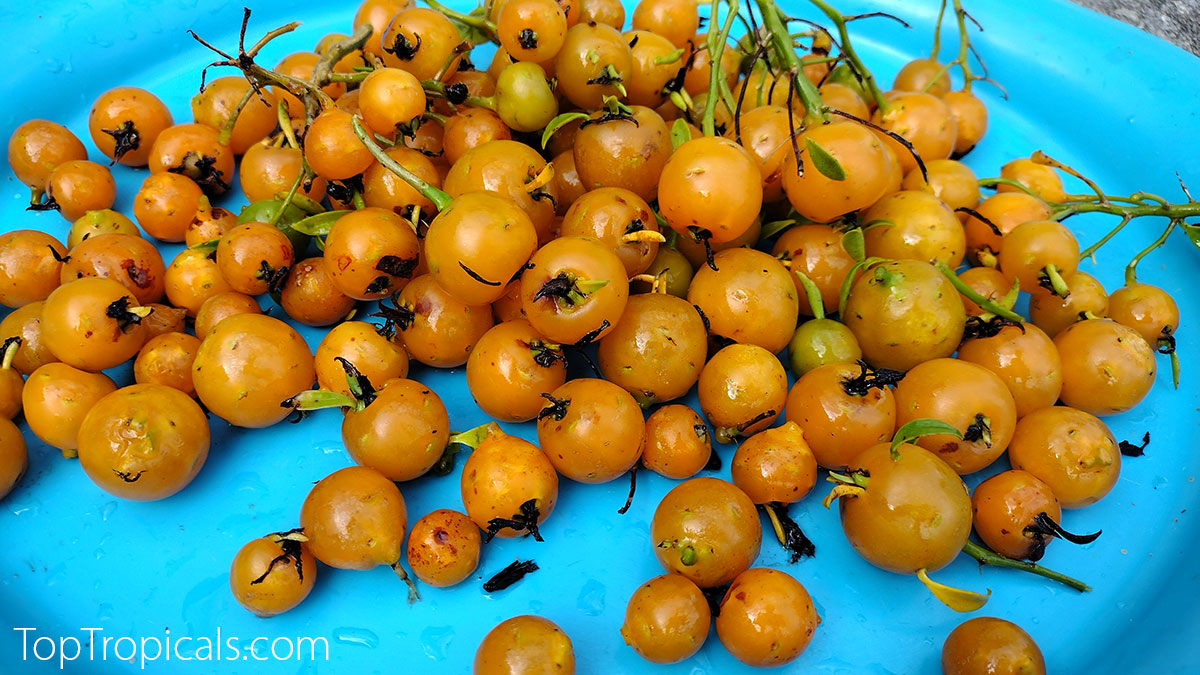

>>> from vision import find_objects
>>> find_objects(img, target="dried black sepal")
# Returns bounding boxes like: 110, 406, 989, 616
573, 319, 610, 347
1157, 329, 1176, 355
579, 111, 638, 128
167, 151, 228, 195
763, 502, 817, 563
102, 120, 140, 165
736, 408, 777, 432
534, 272, 578, 305
326, 175, 364, 203
687, 226, 717, 271
335, 356, 378, 407
459, 261, 502, 286
1119, 432, 1150, 457
26, 195, 60, 212
617, 466, 637, 515
364, 275, 392, 295
105, 296, 145, 330
371, 297, 416, 334
962, 413, 991, 447
527, 340, 566, 368
517, 28, 538, 50
954, 206, 1001, 236
385, 32, 421, 61
113, 469, 145, 483
1022, 511, 1101, 561
962, 315, 1025, 341
482, 559, 539, 592
250, 528, 307, 584
483, 498, 544, 543
841, 360, 905, 396
537, 393, 570, 422
444, 82, 469, 105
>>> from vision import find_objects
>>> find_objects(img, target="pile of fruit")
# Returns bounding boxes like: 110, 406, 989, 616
1, 0, 1196, 671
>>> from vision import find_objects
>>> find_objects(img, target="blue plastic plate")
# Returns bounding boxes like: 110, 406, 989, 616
2, 1, 1199, 673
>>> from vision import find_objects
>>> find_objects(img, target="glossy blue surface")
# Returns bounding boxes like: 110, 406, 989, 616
1, 1, 1199, 673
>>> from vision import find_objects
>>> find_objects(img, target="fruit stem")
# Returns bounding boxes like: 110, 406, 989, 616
961, 539, 1091, 592
936, 262, 1026, 323
391, 561, 422, 604
0, 337, 20, 370
350, 116, 453, 211
217, 86, 254, 147
1078, 214, 1131, 261
753, 0, 826, 126
806, 0, 889, 112
425, 0, 497, 35
448, 423, 492, 451
1039, 263, 1071, 299
931, 0, 948, 61
702, 0, 739, 136
1125, 219, 1177, 286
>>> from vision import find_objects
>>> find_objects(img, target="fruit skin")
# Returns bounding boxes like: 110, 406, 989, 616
191, 313, 315, 429
76, 384, 210, 501
942, 617, 1046, 675
843, 259, 966, 371
650, 477, 762, 588
474, 615, 576, 674
839, 442, 972, 575
299, 466, 408, 570
620, 573, 710, 664
228, 536, 317, 618
715, 568, 821, 668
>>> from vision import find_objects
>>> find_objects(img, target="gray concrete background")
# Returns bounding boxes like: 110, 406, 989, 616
1072, 0, 1200, 55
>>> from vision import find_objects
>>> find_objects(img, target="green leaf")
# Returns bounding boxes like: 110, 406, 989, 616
286, 193, 326, 215
793, 271, 825, 319
188, 238, 220, 252
290, 210, 351, 237
760, 218, 797, 240
841, 227, 866, 262
806, 137, 846, 181
671, 117, 691, 150
890, 418, 963, 459
1184, 223, 1200, 250
541, 112, 591, 149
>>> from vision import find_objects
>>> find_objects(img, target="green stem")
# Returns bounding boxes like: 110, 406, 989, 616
268, 172, 303, 228
807, 0, 890, 112
328, 71, 370, 83
1125, 219, 1178, 285
425, 0, 497, 34
217, 87, 254, 147
950, 0, 974, 91
962, 539, 1091, 592
977, 177, 1051, 201
702, 0, 738, 136
1053, 200, 1200, 221
449, 423, 491, 451
350, 117, 453, 211
754, 0, 826, 126
936, 262, 1026, 323
285, 389, 360, 412
930, 0, 947, 59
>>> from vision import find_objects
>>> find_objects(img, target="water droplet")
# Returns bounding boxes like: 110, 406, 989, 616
101, 501, 118, 521
420, 625, 454, 661
527, 600, 544, 613
576, 579, 606, 616
333, 627, 379, 649
98, 604, 114, 621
